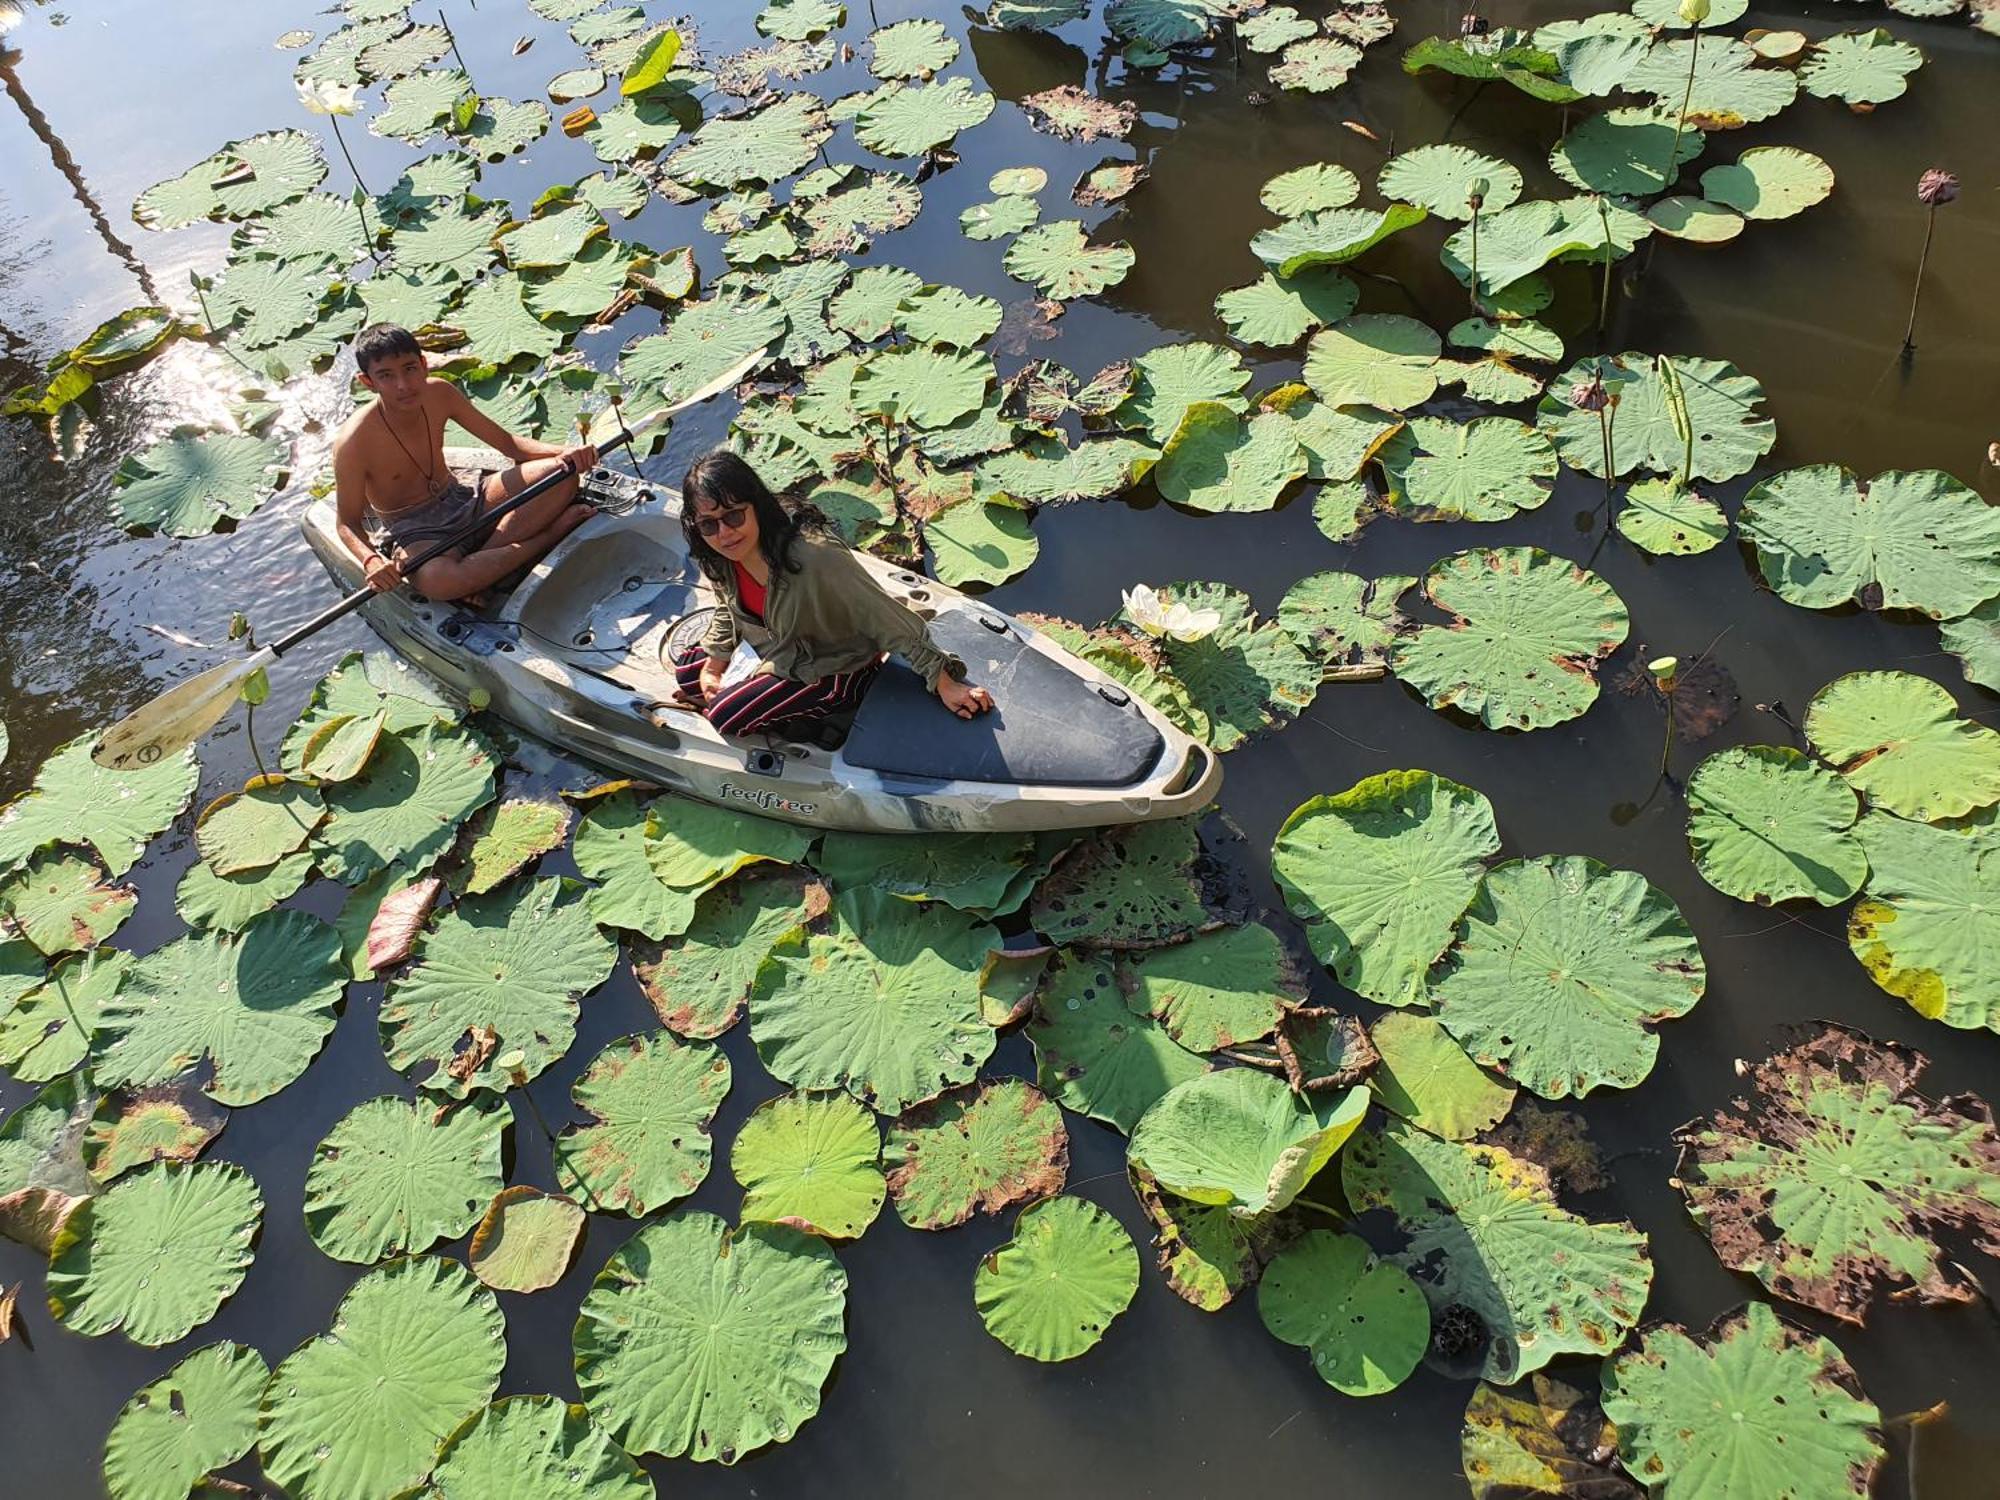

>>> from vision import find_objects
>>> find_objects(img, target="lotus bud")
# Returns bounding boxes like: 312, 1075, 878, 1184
497, 1049, 528, 1086
1916, 169, 1959, 207
1988, 441, 2000, 468
1678, 0, 1711, 24
1570, 376, 1611, 413
1466, 176, 1490, 212
227, 611, 250, 641
467, 686, 492, 712
1648, 656, 1680, 693
296, 78, 360, 117
239, 666, 271, 707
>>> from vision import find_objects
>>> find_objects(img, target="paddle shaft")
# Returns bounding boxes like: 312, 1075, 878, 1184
271, 433, 631, 658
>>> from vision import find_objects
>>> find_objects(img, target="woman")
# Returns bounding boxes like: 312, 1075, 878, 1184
671, 450, 995, 737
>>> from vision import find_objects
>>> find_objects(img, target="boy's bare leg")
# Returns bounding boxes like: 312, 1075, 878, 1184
481, 457, 584, 542
410, 504, 591, 601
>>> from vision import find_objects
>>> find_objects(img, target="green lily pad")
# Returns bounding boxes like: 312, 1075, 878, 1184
1343, 1121, 1653, 1382
1261, 388, 1403, 481
989, 165, 1048, 195
1616, 476, 1729, 554
374, 68, 474, 143
260, 1256, 505, 1500
1155, 404, 1307, 514
1624, 37, 1799, 128
0, 948, 130, 1083
758, 0, 844, 40
1131, 1166, 1294, 1310
1260, 1228, 1430, 1396
498, 202, 605, 269
1537, 352, 1774, 481
1378, 145, 1523, 220
95, 909, 344, 1106
893, 285, 1003, 348
852, 344, 994, 429
103, 1341, 269, 1500
667, 91, 828, 186
1807, 671, 2000, 823
1121, 924, 1287, 1053
1304, 314, 1443, 410
1107, 0, 1229, 45
1004, 220, 1135, 301
194, 775, 324, 876
975, 1196, 1139, 1361
134, 130, 326, 228
1551, 106, 1705, 196
234, 191, 373, 264
573, 1213, 847, 1463
1432, 856, 1706, 1098
619, 288, 784, 404
1800, 28, 1924, 107
1270, 36, 1365, 92
885, 1080, 1068, 1229
1130, 1069, 1369, 1215
1276, 568, 1413, 668
1739, 466, 2000, 620
1403, 29, 1583, 103
574, 789, 807, 940
82, 1082, 225, 1181
1116, 342, 1250, 443
868, 17, 957, 78
549, 65, 607, 101
524, 239, 642, 322
1686, 746, 1868, 905
1251, 205, 1429, 276
554, 1030, 730, 1215
1241, 5, 1318, 52
109, 426, 287, 537
1390, 547, 1630, 731
175, 848, 314, 933
466, 1187, 586, 1294
315, 724, 496, 884
304, 1095, 507, 1263
583, 94, 688, 164
854, 75, 994, 156
752, 889, 997, 1114
0, 736, 195, 879
455, 272, 565, 365
1369, 1012, 1516, 1140
0, 848, 135, 955
1460, 1375, 1642, 1500
1677, 1022, 2000, 1324
1646, 194, 1746, 243
814, 830, 1035, 915
1378, 415, 1555, 522
1029, 817, 1212, 948
1700, 145, 1835, 219
976, 433, 1157, 503
1849, 808, 2000, 1031
285, 654, 455, 773
960, 194, 1040, 241
430, 1395, 650, 1499
1029, 950, 1208, 1134
1943, 599, 2000, 694
1259, 162, 1361, 217
631, 873, 809, 1039
1600, 1303, 1883, 1499
733, 1090, 885, 1239
1214, 267, 1358, 348
47, 1161, 262, 1345
455, 797, 570, 895
383, 877, 618, 1097
1153, 582, 1320, 751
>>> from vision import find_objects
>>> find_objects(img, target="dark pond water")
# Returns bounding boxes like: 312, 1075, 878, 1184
3, 0, 1999, 1493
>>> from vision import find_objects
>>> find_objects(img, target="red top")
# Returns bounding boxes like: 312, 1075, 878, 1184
732, 559, 767, 622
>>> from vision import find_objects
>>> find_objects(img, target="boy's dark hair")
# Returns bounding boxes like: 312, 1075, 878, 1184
352, 323, 423, 374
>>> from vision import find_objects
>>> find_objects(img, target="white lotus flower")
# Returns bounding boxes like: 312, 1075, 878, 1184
1122, 583, 1221, 643
296, 78, 361, 117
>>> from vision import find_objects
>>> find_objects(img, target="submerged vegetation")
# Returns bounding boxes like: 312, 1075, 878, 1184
2, 0, 1999, 1494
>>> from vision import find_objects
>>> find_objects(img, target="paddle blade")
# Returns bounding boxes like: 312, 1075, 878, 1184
92, 648, 278, 770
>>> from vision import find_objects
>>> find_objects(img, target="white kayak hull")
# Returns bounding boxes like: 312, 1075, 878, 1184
299, 462, 1220, 834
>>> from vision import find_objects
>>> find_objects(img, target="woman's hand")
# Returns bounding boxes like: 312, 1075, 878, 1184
699, 655, 729, 700
938, 673, 994, 720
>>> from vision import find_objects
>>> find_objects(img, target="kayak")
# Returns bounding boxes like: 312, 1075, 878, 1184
298, 449, 1222, 833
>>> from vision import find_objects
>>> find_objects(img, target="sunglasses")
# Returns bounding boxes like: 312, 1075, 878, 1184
693, 505, 750, 538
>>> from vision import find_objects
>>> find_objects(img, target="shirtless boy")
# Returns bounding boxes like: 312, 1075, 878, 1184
334, 323, 599, 601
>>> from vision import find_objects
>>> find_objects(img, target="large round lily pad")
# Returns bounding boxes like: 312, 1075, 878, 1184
1029, 950, 1208, 1134
885, 1080, 1068, 1230
1600, 1302, 1883, 1500
103, 1341, 269, 1500
112, 429, 288, 537
1029, 817, 1209, 948
630, 873, 810, 1038
1848, 809, 2000, 1032
1378, 144, 1522, 220
0, 735, 197, 879
751, 889, 996, 1114
467, 1187, 587, 1294
1677, 1022, 2000, 1324
315, 723, 496, 884
1131, 1166, 1296, 1311
1121, 924, 1288, 1052
1003, 220, 1135, 301
1303, 314, 1443, 410
1130, 1069, 1369, 1216
260, 1255, 505, 1500
1806, 671, 2000, 824
1686, 745, 1867, 905
974, 1195, 1139, 1362
1377, 416, 1556, 522
732, 1090, 885, 1239
304, 1095, 507, 1263
1388, 548, 1630, 731
1368, 1012, 1516, 1141
1433, 856, 1705, 1099
1699, 145, 1835, 220
1259, 1228, 1430, 1396
1799, 28, 1924, 107
1273, 770, 1501, 1007
0, 848, 135, 956
47, 1161, 262, 1345
573, 1213, 847, 1463
1115, 342, 1251, 443
1154, 404, 1306, 513
1615, 477, 1729, 555
1536, 353, 1775, 482
430, 1395, 652, 1499
554, 1030, 731, 1215
194, 774, 324, 875
1343, 1121, 1653, 1382
1277, 568, 1413, 669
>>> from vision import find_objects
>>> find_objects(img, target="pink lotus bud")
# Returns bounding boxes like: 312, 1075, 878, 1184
1917, 169, 1959, 207
1570, 377, 1611, 413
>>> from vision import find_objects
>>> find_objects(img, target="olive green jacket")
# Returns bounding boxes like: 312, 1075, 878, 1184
700, 533, 964, 691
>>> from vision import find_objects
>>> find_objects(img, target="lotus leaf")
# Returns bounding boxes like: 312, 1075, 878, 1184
1259, 1229, 1430, 1396
733, 1090, 885, 1239
315, 723, 495, 883
1260, 388, 1402, 481
1251, 204, 1428, 276
1439, 199, 1595, 300
358, 22, 450, 80
466, 1187, 586, 1294
976, 433, 1157, 503
885, 1079, 1068, 1229
1550, 106, 1705, 197
1214, 267, 1358, 347
576, 170, 649, 219
1537, 353, 1774, 481
530, 0, 604, 15
1074, 158, 1147, 205
1132, 1069, 1367, 1215
571, 5, 645, 45
455, 797, 570, 895
96, 909, 343, 1106
975, 1195, 1139, 1361
960, 194, 1040, 241
284, 652, 454, 768
1115, 342, 1251, 442
1628, 36, 1800, 127
798, 172, 921, 256
47, 1161, 261, 1345
134, 131, 326, 228
0, 735, 197, 880
0, 848, 134, 955
1378, 415, 1555, 521
374, 68, 473, 143
498, 203, 603, 270
235, 191, 373, 264
454, 274, 564, 365
1806, 670, 2000, 822
988, 0, 1089, 24
893, 285, 1003, 348
574, 1213, 846, 1462
1378, 144, 1523, 219
1259, 162, 1361, 217
549, 65, 607, 101
1107, 0, 1229, 44
1276, 569, 1412, 667
383, 876, 617, 1096
1646, 194, 1746, 243
1369, 1012, 1516, 1140
0, 1072, 91, 1213
1303, 314, 1443, 410
1699, 145, 1835, 220
102, 1341, 269, 1500
294, 17, 403, 87
190, 776, 321, 878
1343, 1121, 1653, 1382
752, 889, 996, 1113
1390, 547, 1629, 730
1004, 220, 1136, 301
1600, 1302, 1883, 1499
853, 345, 994, 430
1942, 599, 2000, 693
1460, 1375, 1642, 1500
758, 0, 844, 40
175, 849, 314, 933
1270, 36, 1365, 92
1155, 404, 1307, 514
1616, 476, 1729, 555
631, 874, 809, 1039
428, 1396, 648, 1499
109, 426, 288, 537
82, 1082, 224, 1181
826, 265, 924, 340
863, 17, 955, 81
463, 97, 552, 162
1686, 746, 1867, 905
375, 151, 480, 223
1739, 466, 2000, 620
554, 1030, 730, 1215
619, 289, 784, 405
1117, 924, 1283, 1052
0, 948, 129, 1082
392, 201, 507, 275
304, 1095, 506, 1263
667, 92, 827, 186
260, 1256, 505, 1500
583, 95, 688, 164
1241, 5, 1318, 51
1021, 83, 1135, 141
745, 257, 855, 366
854, 76, 995, 157
1029, 950, 1207, 1132
1403, 30, 1583, 103
1849, 809, 2000, 1031
1801, 28, 1924, 106
1142, 582, 1318, 751
1132, 1167, 1293, 1310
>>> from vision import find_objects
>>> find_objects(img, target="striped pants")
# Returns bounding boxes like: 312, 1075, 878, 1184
672, 644, 880, 738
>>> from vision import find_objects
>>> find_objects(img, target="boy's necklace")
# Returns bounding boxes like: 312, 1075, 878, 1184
375, 400, 444, 499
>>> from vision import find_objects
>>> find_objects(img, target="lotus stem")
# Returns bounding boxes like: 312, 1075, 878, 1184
1901, 205, 1936, 354
439, 7, 475, 89
1666, 27, 1700, 193
1468, 206, 1481, 314
189, 276, 267, 379
1598, 403, 1615, 520
325, 116, 381, 260
243, 704, 270, 779
1596, 194, 1614, 342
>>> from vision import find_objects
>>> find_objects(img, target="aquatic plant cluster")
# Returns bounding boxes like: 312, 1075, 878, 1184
3, 0, 1999, 1495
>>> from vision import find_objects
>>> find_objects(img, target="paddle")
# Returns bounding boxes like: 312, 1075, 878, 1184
92, 351, 765, 771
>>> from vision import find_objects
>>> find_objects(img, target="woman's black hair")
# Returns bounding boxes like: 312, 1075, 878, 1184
680, 449, 828, 583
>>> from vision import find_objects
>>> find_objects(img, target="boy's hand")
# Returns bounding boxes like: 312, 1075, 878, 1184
560, 443, 599, 475
362, 551, 403, 592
